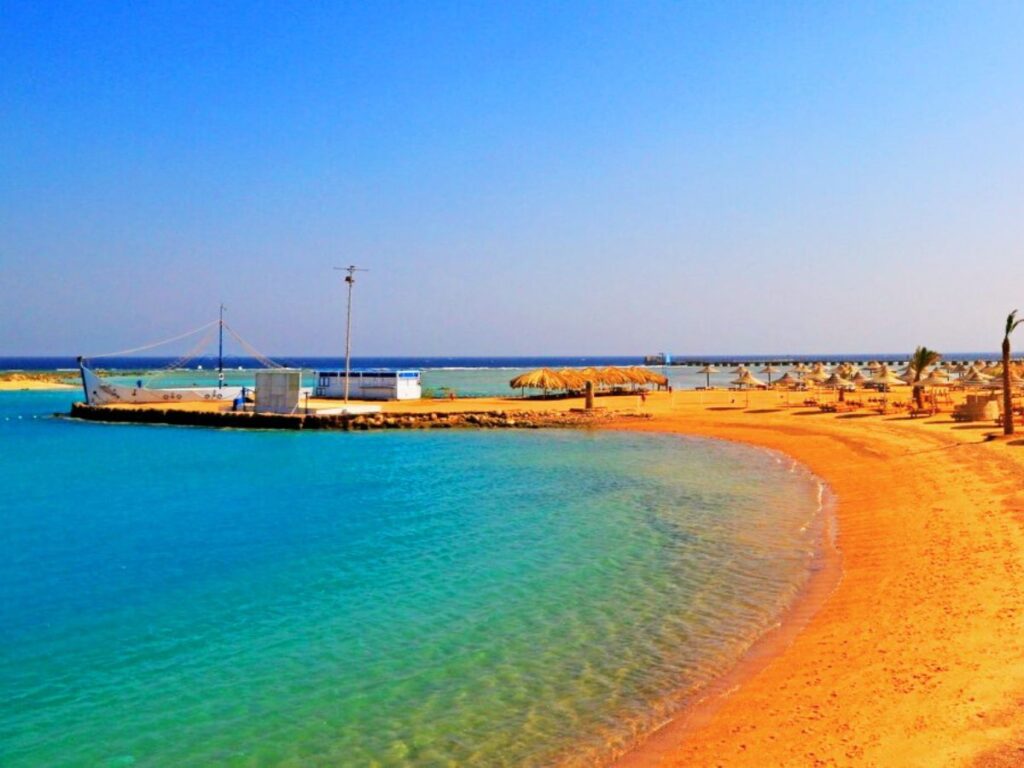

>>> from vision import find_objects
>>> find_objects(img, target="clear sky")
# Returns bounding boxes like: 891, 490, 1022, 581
2, 2, 1023, 357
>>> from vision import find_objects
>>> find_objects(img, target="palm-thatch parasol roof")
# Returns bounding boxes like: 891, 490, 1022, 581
628, 367, 668, 386
916, 372, 952, 388
962, 366, 994, 385
974, 368, 1024, 388
822, 373, 854, 388
772, 372, 801, 388
598, 367, 633, 386
619, 367, 649, 384
510, 368, 573, 391
731, 370, 767, 388
870, 366, 908, 387
557, 369, 588, 389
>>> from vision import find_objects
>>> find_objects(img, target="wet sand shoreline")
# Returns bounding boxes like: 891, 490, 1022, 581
605, 391, 1024, 767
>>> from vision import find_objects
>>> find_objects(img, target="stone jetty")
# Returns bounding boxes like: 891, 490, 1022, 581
69, 402, 649, 431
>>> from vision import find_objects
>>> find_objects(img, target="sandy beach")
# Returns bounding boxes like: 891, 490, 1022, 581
600, 390, 1024, 767
0, 373, 76, 391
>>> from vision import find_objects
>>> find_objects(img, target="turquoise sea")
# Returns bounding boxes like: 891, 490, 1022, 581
1, 390, 827, 767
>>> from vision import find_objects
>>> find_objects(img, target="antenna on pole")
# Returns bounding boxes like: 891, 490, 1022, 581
218, 303, 226, 389
334, 266, 368, 403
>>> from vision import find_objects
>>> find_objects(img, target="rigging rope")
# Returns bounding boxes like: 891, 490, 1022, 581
223, 322, 282, 369
143, 324, 221, 386
84, 317, 285, 384
87, 320, 220, 359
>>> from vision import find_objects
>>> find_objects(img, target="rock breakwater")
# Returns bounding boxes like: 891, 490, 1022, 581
68, 402, 649, 431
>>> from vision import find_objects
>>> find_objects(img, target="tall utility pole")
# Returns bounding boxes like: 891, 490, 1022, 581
218, 303, 226, 388
334, 266, 368, 402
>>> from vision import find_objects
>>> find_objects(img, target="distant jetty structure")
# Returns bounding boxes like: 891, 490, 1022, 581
654, 355, 921, 367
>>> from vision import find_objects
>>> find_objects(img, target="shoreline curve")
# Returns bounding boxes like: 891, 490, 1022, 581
599, 393, 1024, 767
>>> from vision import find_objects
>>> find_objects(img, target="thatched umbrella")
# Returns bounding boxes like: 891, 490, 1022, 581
822, 372, 854, 402
557, 369, 587, 390
870, 365, 907, 389
899, 367, 921, 384
760, 364, 779, 385
962, 367, 994, 386
509, 368, 571, 395
628, 367, 668, 387
917, 372, 952, 388
731, 370, 767, 389
822, 373, 854, 388
845, 365, 864, 379
772, 372, 801, 388
698, 364, 719, 388
599, 367, 633, 387
620, 367, 650, 385
971, 368, 1022, 388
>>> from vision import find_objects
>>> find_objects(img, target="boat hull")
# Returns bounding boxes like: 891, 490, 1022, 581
80, 365, 244, 406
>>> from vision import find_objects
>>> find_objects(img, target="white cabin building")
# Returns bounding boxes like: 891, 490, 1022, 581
314, 370, 422, 401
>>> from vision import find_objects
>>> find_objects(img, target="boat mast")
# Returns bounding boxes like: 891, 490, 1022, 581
218, 303, 225, 389
335, 265, 367, 403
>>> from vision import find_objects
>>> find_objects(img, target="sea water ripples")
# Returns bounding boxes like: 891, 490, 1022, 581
0, 391, 826, 767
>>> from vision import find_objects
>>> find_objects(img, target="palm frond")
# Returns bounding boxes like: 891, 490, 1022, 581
1008, 310, 1022, 338
909, 345, 941, 373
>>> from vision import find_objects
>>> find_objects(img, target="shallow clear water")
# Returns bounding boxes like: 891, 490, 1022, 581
0, 391, 824, 767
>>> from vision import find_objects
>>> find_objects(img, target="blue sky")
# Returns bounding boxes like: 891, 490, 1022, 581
2, 2, 1023, 356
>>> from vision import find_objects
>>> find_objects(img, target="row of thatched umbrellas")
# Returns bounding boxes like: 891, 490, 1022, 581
510, 361, 1024, 395
510, 366, 669, 394
706, 360, 1024, 390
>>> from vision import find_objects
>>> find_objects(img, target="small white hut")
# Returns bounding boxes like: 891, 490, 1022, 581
255, 369, 303, 414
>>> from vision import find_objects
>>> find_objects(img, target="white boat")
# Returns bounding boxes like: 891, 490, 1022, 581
78, 360, 244, 406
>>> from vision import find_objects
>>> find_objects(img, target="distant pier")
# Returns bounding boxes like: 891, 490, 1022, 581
662, 356, 913, 367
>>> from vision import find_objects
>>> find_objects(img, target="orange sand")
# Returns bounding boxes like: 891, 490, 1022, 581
0, 377, 76, 391
607, 390, 1024, 768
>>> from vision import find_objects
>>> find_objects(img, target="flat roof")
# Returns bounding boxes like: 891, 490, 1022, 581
315, 369, 420, 374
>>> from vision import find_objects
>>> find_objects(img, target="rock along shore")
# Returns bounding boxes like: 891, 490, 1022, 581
68, 401, 649, 431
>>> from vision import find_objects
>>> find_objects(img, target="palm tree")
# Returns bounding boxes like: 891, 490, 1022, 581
1002, 310, 1022, 436
909, 345, 941, 410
